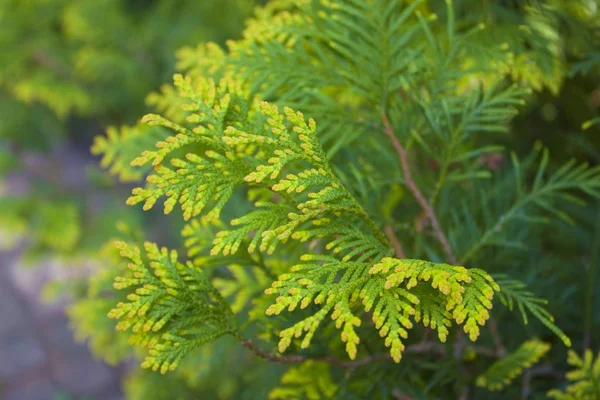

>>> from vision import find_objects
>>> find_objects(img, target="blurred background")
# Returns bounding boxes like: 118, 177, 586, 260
0, 1, 258, 398
0, 0, 599, 399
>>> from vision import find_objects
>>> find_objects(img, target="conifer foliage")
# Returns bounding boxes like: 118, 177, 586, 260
112, 74, 501, 365
548, 350, 600, 400
78, 0, 600, 398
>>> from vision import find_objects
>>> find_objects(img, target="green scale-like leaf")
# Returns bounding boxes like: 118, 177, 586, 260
476, 339, 551, 391
548, 350, 600, 400
108, 241, 237, 374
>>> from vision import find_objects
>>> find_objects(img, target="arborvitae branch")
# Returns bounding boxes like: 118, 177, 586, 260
477, 339, 551, 391
548, 350, 600, 399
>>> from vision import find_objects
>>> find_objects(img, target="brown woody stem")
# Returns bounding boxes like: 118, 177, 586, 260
240, 339, 498, 369
382, 115, 457, 264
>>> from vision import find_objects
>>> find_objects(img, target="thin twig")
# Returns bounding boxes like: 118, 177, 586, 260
488, 318, 507, 357
392, 390, 415, 400
521, 368, 532, 400
454, 333, 471, 400
384, 225, 407, 258
470, 345, 501, 358
32, 49, 72, 79
240, 338, 499, 369
528, 364, 562, 378
382, 115, 457, 264
521, 364, 560, 400
584, 208, 600, 349
240, 339, 446, 368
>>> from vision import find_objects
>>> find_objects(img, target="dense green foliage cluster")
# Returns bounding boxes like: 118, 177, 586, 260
4, 0, 600, 399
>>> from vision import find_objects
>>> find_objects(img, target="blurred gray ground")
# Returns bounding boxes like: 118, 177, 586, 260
0, 147, 124, 400
0, 249, 124, 400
